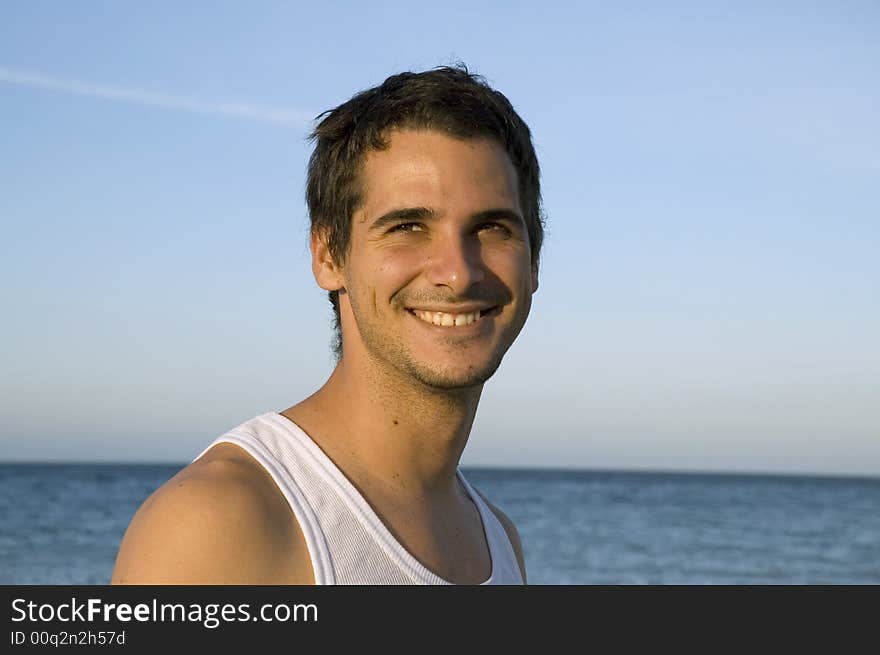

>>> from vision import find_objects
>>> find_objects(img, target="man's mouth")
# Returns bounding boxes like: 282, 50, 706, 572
407, 306, 500, 327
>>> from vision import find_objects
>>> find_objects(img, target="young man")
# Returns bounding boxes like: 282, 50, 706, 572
112, 66, 544, 585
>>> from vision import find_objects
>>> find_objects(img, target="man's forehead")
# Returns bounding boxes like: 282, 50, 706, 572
354, 128, 519, 222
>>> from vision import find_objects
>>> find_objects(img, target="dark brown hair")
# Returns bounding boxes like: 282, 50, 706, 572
306, 64, 544, 357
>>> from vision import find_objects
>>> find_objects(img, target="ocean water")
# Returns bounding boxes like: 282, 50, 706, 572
1, 463, 878, 584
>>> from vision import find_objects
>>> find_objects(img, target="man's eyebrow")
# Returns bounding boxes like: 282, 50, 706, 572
370, 207, 525, 232
471, 208, 525, 225
369, 207, 436, 232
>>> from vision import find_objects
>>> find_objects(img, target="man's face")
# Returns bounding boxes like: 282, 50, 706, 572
334, 128, 538, 390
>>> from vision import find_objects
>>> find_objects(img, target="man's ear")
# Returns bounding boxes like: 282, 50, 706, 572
531, 263, 539, 294
311, 229, 345, 292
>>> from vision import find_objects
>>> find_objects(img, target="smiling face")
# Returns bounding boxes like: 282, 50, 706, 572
314, 128, 539, 390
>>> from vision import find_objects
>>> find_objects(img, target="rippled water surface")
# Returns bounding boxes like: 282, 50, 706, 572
1, 464, 878, 584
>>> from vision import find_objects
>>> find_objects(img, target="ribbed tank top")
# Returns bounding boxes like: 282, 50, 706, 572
192, 412, 524, 585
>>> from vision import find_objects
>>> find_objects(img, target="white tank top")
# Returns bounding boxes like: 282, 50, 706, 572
192, 412, 524, 585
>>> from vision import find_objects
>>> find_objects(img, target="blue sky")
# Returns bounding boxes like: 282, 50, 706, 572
2, 2, 878, 476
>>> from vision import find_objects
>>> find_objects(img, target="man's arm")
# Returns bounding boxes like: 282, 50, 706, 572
111, 449, 313, 584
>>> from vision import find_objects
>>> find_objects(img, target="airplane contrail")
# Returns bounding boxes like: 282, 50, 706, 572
0, 66, 313, 127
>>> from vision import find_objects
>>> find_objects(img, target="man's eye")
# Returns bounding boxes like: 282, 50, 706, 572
477, 222, 511, 235
389, 223, 424, 233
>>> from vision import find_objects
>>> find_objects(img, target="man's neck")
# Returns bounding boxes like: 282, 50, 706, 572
282, 355, 483, 504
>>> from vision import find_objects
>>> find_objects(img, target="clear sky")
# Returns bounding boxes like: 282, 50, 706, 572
2, 2, 878, 476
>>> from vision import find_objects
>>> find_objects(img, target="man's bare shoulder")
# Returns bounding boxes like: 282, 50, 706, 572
471, 488, 528, 584
111, 443, 314, 585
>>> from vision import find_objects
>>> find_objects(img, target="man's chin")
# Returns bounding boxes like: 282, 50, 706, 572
404, 358, 503, 391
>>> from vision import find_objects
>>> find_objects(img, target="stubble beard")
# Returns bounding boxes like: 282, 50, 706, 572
347, 298, 509, 391
361, 320, 507, 391
343, 282, 529, 392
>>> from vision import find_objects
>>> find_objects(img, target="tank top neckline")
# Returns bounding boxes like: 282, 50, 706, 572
261, 411, 496, 585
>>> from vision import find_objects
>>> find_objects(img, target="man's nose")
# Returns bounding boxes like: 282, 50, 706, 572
423, 233, 486, 293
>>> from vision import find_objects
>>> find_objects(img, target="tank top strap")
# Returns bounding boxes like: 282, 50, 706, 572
193, 413, 524, 585
456, 471, 524, 584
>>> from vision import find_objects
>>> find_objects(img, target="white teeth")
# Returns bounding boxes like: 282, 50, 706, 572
412, 309, 485, 327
